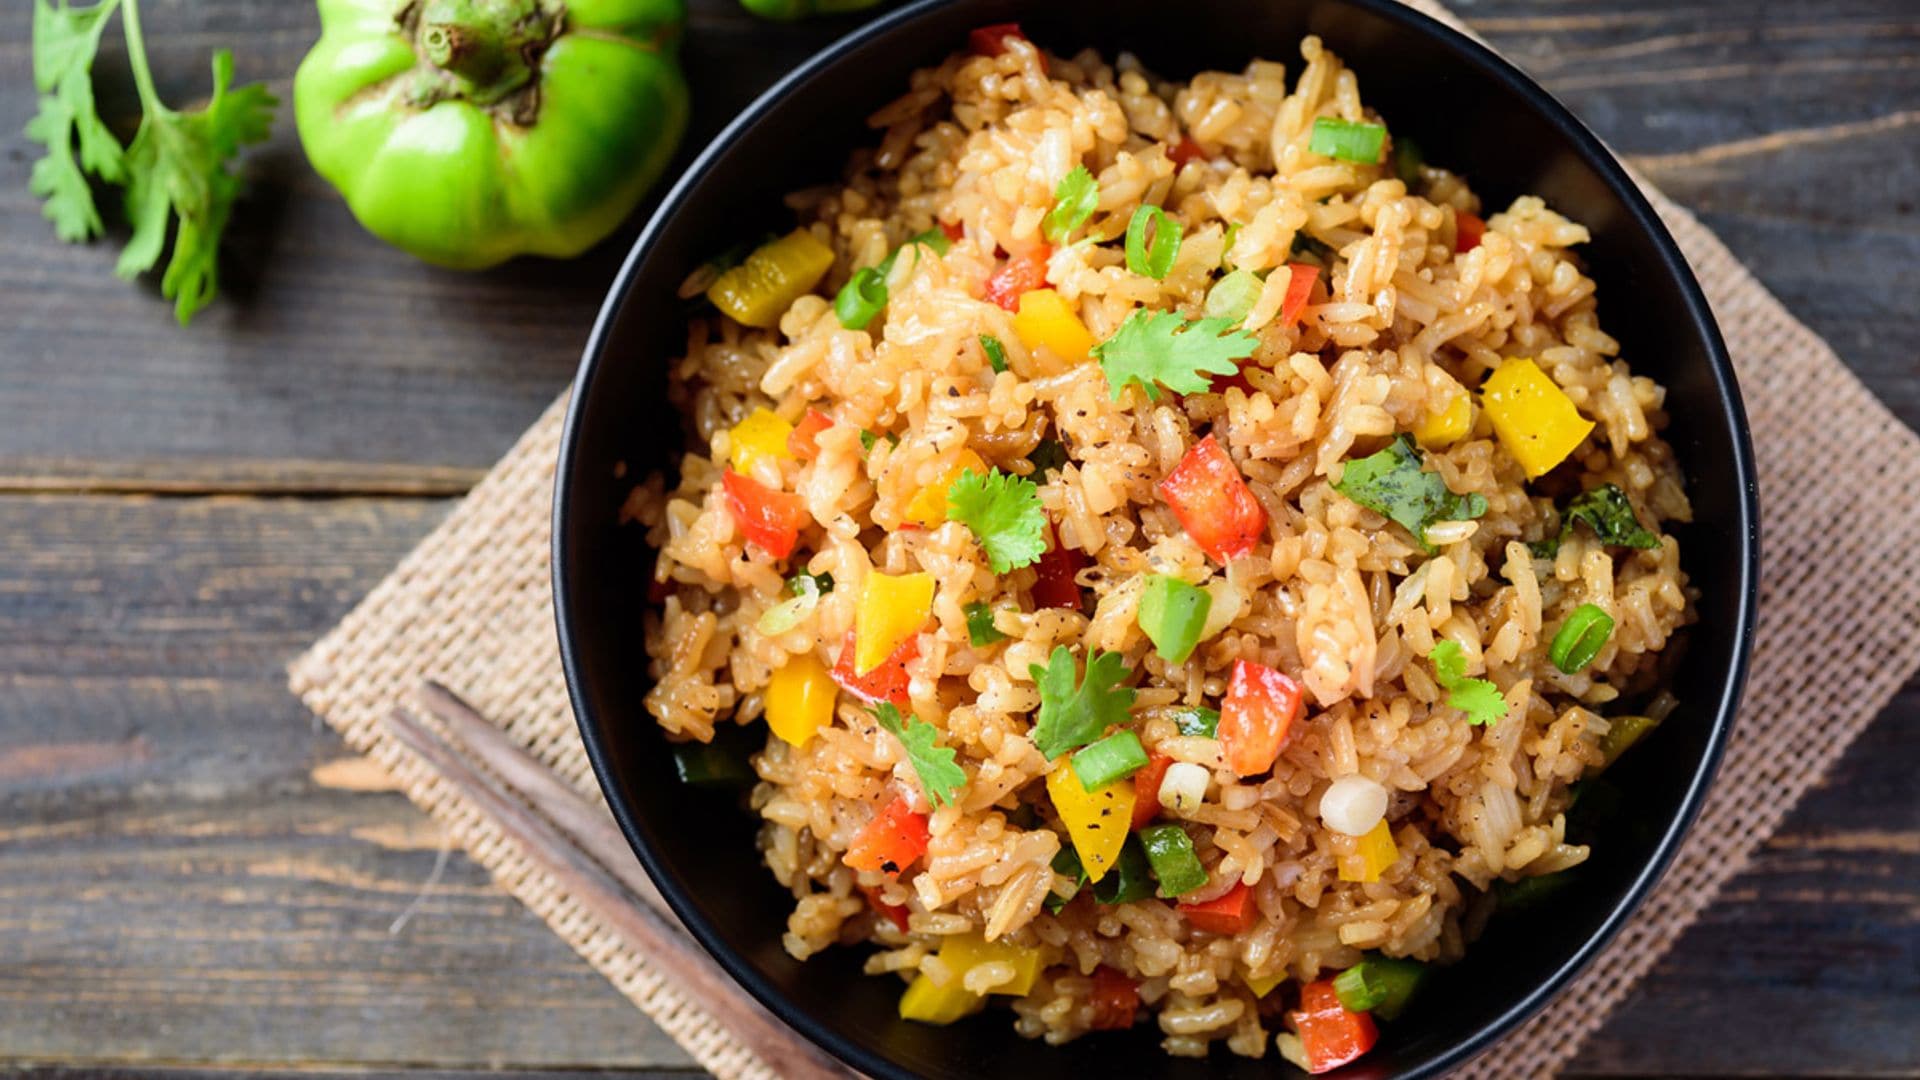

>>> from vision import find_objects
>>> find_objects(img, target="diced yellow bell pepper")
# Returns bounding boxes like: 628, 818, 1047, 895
1482, 358, 1595, 478
1046, 760, 1136, 884
1012, 288, 1096, 365
854, 571, 935, 675
728, 407, 794, 478
1243, 966, 1288, 999
765, 652, 836, 746
707, 229, 836, 329
1413, 389, 1473, 450
902, 449, 988, 527
899, 972, 985, 1024
936, 932, 1044, 996
1339, 819, 1399, 883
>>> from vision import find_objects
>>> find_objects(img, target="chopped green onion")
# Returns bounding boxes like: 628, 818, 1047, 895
1137, 574, 1212, 664
757, 572, 825, 635
906, 227, 952, 256
1045, 165, 1099, 243
1204, 268, 1263, 324
1549, 603, 1615, 673
1046, 846, 1087, 912
980, 334, 1010, 374
1138, 823, 1209, 897
1070, 729, 1149, 791
1599, 713, 1660, 766
788, 571, 833, 596
1393, 136, 1424, 185
965, 601, 1008, 646
1027, 438, 1068, 478
1220, 222, 1242, 268
1092, 836, 1155, 904
1332, 957, 1426, 1020
1309, 117, 1388, 164
859, 430, 878, 454
671, 737, 756, 787
1125, 204, 1183, 280
1171, 706, 1219, 738
834, 267, 888, 329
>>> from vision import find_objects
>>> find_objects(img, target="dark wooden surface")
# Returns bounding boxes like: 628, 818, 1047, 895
0, 0, 1914, 1075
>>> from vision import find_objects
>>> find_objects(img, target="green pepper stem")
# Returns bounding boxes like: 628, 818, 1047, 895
416, 0, 553, 106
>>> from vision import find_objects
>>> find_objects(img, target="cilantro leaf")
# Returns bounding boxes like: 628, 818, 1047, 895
1564, 484, 1661, 549
1092, 309, 1258, 401
1026, 439, 1068, 478
26, 0, 128, 242
117, 48, 277, 325
873, 703, 967, 808
1429, 640, 1507, 726
1044, 165, 1098, 243
1029, 646, 1136, 760
1333, 434, 1488, 554
946, 467, 1047, 573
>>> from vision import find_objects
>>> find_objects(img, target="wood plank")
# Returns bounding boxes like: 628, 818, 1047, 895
0, 493, 1913, 1074
0, 0, 1913, 494
0, 495, 688, 1071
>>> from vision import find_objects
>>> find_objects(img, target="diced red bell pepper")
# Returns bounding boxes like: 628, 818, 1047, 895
1030, 521, 1088, 610
1280, 262, 1319, 327
939, 219, 965, 244
1177, 880, 1257, 935
1289, 978, 1379, 1074
831, 629, 916, 706
1219, 658, 1304, 777
968, 22, 1046, 72
1089, 966, 1140, 1031
845, 795, 931, 878
1455, 211, 1485, 253
722, 469, 808, 560
985, 244, 1051, 311
860, 884, 912, 932
1210, 370, 1258, 396
1168, 136, 1207, 169
1157, 434, 1267, 563
788, 408, 833, 460
647, 575, 672, 604
1130, 752, 1174, 830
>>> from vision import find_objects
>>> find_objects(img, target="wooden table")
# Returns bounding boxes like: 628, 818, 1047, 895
2, 1, 1914, 1075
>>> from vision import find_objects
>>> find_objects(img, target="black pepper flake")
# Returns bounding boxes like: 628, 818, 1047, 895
947, 386, 960, 397
880, 860, 900, 874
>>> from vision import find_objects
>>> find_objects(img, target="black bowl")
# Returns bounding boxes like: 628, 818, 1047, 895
554, 1, 1759, 1075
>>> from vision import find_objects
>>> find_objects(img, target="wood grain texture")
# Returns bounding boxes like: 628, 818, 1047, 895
0, 0, 1915, 1075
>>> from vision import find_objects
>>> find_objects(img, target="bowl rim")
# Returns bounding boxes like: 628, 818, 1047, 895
553, 0, 1759, 1075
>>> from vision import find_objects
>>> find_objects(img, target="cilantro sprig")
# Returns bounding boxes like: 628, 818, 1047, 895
1092, 309, 1259, 401
873, 703, 968, 808
1532, 483, 1662, 557
27, 0, 276, 325
1044, 165, 1099, 243
1429, 640, 1507, 726
1029, 646, 1136, 760
1333, 434, 1488, 554
946, 467, 1047, 573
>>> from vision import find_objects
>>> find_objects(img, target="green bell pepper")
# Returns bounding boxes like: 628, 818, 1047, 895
737, 0, 885, 19
294, 0, 689, 269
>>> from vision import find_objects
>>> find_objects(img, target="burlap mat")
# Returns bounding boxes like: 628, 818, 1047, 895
289, 5, 1920, 1074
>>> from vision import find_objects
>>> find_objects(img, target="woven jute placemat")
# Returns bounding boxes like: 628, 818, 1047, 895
289, 5, 1920, 1075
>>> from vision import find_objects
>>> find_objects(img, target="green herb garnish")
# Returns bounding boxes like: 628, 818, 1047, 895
1026, 438, 1069, 478
1428, 640, 1507, 726
980, 333, 1010, 374
964, 601, 1007, 646
1170, 706, 1220, 738
1333, 434, 1488, 554
1044, 164, 1099, 243
29, 0, 277, 325
1531, 483, 1662, 558
1091, 836, 1155, 904
1030, 646, 1136, 760
1092, 309, 1258, 402
787, 571, 834, 596
872, 702, 967, 808
1138, 823, 1209, 898
946, 467, 1047, 573
1125, 204, 1182, 279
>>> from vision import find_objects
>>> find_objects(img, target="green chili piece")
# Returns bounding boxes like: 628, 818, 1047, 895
1170, 706, 1220, 738
1046, 845, 1088, 913
1549, 603, 1615, 673
1071, 729, 1149, 791
1137, 574, 1213, 664
1138, 823, 1209, 898
1125, 204, 1183, 279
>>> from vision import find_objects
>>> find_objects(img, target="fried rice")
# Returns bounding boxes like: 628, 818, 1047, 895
627, 30, 1694, 1064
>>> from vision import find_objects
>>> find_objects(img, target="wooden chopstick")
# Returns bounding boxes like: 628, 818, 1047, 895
384, 688, 856, 1080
